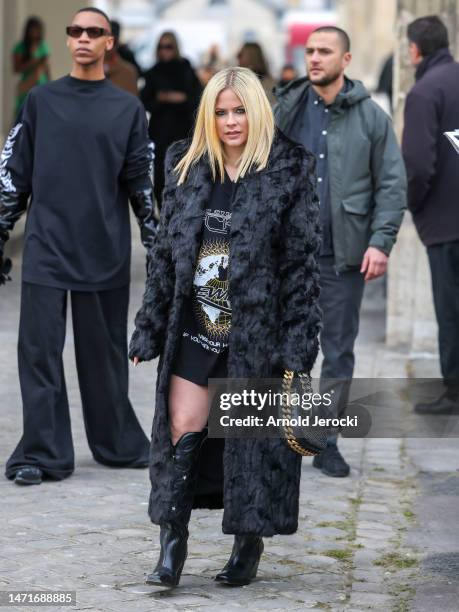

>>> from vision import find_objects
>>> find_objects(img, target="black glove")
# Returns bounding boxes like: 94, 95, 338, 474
0, 186, 29, 283
0, 257, 12, 286
130, 187, 158, 252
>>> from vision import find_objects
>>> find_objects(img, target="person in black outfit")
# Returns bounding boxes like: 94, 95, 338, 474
402, 15, 459, 413
129, 67, 321, 588
140, 31, 202, 208
0, 7, 156, 486
376, 54, 393, 111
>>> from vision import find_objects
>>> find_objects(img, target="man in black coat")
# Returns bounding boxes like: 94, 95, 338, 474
402, 15, 459, 413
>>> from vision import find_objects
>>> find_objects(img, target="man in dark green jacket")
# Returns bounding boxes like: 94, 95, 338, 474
275, 26, 406, 477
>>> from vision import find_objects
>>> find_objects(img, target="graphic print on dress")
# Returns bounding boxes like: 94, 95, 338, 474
204, 207, 231, 234
191, 206, 232, 352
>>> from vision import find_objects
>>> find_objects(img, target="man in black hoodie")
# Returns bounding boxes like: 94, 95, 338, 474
402, 16, 459, 414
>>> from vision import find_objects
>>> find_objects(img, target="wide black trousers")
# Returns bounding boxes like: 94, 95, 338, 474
427, 239, 459, 392
5, 282, 150, 480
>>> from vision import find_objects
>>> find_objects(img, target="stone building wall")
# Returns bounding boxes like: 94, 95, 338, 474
336, 0, 396, 88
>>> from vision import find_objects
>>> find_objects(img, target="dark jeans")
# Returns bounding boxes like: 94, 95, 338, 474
427, 239, 459, 392
5, 282, 150, 480
318, 257, 366, 439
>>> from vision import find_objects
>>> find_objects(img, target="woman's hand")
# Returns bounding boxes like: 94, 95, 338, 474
132, 356, 140, 366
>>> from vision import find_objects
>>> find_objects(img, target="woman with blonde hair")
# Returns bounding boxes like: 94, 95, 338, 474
130, 66, 321, 588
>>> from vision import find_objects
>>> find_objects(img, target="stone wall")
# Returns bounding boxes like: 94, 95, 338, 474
336, 0, 396, 88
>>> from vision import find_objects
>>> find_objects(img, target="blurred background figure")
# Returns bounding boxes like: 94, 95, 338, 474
237, 41, 276, 105
12, 16, 51, 116
105, 20, 139, 96
278, 63, 298, 87
376, 53, 393, 111
197, 44, 226, 86
110, 19, 143, 77
141, 31, 202, 208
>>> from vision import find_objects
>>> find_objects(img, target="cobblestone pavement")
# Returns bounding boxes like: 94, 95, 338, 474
1, 231, 458, 611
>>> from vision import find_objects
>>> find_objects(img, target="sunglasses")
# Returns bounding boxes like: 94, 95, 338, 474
158, 44, 175, 51
66, 26, 110, 39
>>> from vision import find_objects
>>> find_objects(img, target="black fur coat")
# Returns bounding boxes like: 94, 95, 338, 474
129, 130, 322, 536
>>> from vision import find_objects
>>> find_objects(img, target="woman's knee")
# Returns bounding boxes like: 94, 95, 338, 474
169, 413, 204, 437
168, 375, 209, 440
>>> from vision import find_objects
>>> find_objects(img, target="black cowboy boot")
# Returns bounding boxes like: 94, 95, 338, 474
215, 535, 264, 586
146, 428, 207, 587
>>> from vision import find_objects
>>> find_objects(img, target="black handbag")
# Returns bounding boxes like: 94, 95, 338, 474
281, 370, 328, 456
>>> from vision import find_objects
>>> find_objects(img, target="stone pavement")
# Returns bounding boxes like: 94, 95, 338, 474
1, 229, 458, 611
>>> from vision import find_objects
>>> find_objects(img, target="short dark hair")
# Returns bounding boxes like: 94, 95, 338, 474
407, 15, 448, 56
311, 26, 351, 53
75, 7, 112, 32
110, 20, 121, 46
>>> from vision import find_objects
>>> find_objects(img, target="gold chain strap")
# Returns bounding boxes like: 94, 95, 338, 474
281, 369, 317, 456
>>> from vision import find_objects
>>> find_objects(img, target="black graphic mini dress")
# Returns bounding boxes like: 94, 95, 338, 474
172, 170, 236, 386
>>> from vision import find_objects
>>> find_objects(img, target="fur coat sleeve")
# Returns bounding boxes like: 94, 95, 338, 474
278, 146, 322, 373
128, 144, 180, 362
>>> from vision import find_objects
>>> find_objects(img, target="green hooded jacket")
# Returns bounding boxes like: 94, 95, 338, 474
274, 77, 407, 271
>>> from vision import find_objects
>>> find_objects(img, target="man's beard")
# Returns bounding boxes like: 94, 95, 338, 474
309, 68, 342, 87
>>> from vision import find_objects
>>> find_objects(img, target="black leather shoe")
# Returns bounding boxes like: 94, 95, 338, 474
415, 391, 459, 415
14, 466, 43, 486
215, 535, 264, 586
146, 429, 207, 588
313, 444, 350, 477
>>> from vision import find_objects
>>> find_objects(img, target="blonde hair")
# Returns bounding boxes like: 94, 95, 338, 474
175, 66, 275, 185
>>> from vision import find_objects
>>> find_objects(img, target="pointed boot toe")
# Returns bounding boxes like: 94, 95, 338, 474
145, 568, 180, 587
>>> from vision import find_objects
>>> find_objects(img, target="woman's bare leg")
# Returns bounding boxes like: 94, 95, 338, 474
147, 375, 209, 588
168, 374, 210, 445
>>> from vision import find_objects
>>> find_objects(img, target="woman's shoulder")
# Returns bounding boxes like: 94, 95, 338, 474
12, 40, 49, 57
165, 138, 191, 169
37, 40, 50, 56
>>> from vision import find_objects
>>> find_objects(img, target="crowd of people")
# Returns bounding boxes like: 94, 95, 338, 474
10, 16, 298, 210
1, 6, 457, 591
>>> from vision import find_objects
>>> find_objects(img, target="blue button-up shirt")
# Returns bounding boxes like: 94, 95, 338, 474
292, 86, 336, 255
